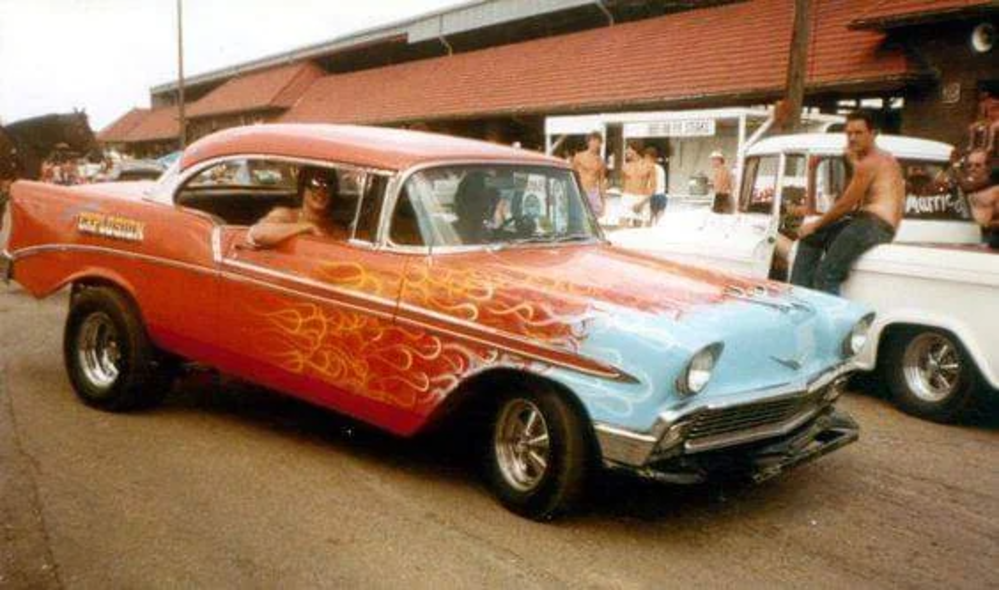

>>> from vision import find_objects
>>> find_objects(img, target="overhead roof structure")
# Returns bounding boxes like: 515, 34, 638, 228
849, 0, 997, 30
186, 62, 323, 119
281, 0, 916, 125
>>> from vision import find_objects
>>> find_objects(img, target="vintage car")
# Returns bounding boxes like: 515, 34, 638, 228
613, 133, 999, 423
3, 125, 870, 519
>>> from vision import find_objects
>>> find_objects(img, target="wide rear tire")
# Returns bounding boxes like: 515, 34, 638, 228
63, 286, 174, 412
486, 385, 591, 520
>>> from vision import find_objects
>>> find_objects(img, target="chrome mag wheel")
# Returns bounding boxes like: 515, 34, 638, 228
77, 312, 122, 391
902, 332, 962, 403
494, 398, 552, 492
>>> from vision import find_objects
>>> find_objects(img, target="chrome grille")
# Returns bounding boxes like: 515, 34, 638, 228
687, 392, 820, 442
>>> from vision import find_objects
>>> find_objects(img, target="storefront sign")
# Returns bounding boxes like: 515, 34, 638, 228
624, 119, 716, 138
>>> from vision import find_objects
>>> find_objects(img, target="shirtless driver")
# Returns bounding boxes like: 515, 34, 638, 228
791, 111, 905, 295
572, 132, 607, 218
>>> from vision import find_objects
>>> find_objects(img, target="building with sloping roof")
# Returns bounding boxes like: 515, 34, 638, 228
99, 0, 996, 156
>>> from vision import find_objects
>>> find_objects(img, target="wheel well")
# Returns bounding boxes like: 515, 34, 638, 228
70, 279, 146, 327
876, 322, 982, 375
425, 369, 600, 456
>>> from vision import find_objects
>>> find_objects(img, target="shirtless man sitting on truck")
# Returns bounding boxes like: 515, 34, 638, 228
791, 111, 905, 295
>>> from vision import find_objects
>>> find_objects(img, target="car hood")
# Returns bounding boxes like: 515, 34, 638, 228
417, 243, 868, 429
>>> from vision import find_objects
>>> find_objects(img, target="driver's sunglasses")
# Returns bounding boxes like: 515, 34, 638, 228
307, 177, 330, 190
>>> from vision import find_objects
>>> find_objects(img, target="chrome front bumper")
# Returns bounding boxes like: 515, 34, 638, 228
594, 362, 856, 469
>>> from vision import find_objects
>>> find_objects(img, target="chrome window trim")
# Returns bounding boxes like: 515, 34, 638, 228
378, 159, 596, 255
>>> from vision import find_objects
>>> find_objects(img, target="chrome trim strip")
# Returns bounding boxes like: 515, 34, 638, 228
221, 257, 398, 311
211, 226, 222, 264
219, 256, 631, 382
221, 271, 394, 320
8, 244, 216, 277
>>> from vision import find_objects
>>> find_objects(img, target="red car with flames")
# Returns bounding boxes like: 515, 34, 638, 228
3, 125, 869, 519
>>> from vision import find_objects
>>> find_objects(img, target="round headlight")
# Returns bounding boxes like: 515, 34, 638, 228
678, 344, 722, 396
844, 314, 874, 357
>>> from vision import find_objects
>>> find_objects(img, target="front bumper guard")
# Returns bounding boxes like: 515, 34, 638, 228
594, 363, 856, 469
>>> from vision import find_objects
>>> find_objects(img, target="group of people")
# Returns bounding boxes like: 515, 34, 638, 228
569, 132, 736, 227
793, 111, 998, 295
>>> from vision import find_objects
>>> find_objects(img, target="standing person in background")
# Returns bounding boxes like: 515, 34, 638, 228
621, 142, 654, 226
572, 132, 607, 218
709, 150, 734, 214
634, 147, 668, 226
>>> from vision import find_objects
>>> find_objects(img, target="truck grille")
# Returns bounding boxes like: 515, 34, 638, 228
687, 393, 820, 443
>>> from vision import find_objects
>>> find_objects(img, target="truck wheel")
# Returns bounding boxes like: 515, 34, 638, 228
883, 328, 979, 423
487, 385, 591, 520
63, 286, 173, 411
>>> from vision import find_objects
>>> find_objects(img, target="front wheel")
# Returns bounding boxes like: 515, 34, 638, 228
883, 328, 980, 423
487, 386, 591, 520
64, 286, 174, 411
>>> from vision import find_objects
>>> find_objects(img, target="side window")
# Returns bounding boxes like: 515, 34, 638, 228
900, 160, 971, 221
353, 174, 388, 243
814, 157, 849, 214
389, 187, 426, 246
780, 154, 807, 213
739, 156, 779, 214
176, 158, 301, 226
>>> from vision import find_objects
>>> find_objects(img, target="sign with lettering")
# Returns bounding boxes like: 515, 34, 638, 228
904, 192, 971, 221
77, 212, 146, 242
624, 119, 716, 138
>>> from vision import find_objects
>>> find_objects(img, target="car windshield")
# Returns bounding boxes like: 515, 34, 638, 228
391, 164, 602, 248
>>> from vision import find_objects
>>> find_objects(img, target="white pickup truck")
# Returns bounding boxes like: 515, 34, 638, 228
613, 134, 998, 422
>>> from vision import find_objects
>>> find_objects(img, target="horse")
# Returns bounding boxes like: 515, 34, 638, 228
1, 110, 98, 181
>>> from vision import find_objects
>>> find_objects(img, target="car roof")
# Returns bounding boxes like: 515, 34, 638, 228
179, 124, 565, 173
746, 133, 953, 161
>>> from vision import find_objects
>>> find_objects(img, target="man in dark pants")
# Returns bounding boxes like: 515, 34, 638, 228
791, 112, 905, 295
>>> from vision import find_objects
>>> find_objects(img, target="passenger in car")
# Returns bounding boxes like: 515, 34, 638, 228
247, 167, 350, 247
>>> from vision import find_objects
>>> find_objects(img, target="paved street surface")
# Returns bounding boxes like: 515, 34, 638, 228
1, 282, 997, 589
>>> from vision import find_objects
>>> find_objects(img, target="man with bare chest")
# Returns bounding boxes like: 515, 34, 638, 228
963, 148, 999, 249
791, 112, 904, 295
620, 143, 654, 224
572, 132, 607, 217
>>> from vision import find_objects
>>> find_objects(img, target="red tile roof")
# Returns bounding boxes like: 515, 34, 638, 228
850, 0, 996, 30
187, 62, 323, 118
283, 0, 917, 126
97, 108, 150, 142
125, 106, 180, 143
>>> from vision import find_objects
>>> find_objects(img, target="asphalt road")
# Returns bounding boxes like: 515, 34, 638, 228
1, 282, 997, 589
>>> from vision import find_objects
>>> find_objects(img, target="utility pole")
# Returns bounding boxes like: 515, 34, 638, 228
177, 0, 187, 149
779, 0, 813, 133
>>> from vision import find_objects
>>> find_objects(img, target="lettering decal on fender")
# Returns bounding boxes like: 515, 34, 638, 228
77, 212, 146, 242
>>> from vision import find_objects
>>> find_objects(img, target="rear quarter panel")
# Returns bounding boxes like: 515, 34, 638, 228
7, 181, 219, 361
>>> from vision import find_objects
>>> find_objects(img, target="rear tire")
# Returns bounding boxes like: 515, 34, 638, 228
486, 384, 591, 520
63, 286, 174, 411
882, 328, 979, 423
